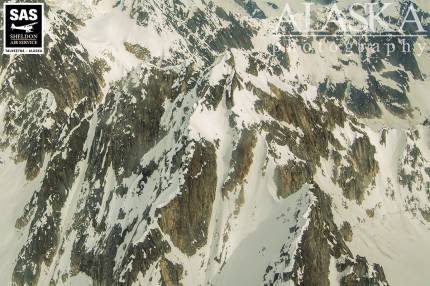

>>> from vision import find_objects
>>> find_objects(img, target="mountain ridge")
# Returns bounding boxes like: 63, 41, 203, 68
0, 0, 430, 285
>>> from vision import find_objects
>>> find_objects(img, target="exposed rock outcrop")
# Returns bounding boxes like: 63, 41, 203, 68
264, 185, 389, 286
158, 140, 217, 256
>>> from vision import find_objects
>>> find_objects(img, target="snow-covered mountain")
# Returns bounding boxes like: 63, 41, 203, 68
0, 0, 430, 285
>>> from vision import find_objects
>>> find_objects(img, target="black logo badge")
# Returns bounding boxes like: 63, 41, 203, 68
3, 3, 44, 54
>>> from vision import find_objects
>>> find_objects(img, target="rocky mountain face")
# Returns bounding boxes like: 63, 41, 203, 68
0, 0, 429, 285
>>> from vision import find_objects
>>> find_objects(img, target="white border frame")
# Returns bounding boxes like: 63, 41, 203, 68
3, 2, 45, 55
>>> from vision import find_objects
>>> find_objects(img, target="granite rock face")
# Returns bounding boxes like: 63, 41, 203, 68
264, 186, 389, 286
158, 140, 217, 256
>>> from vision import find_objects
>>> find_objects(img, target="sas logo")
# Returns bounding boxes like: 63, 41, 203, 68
3, 3, 44, 55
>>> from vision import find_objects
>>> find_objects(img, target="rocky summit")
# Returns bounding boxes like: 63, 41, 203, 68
0, 0, 429, 285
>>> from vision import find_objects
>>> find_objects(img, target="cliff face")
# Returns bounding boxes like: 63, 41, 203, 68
0, 0, 430, 285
